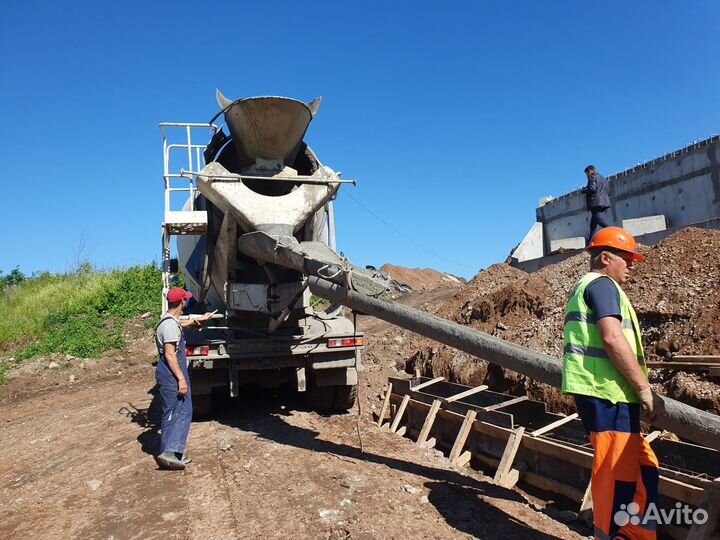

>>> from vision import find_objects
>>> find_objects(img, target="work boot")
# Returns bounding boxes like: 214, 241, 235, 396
156, 451, 186, 470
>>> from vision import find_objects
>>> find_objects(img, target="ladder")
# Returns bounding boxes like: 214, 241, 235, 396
159, 123, 217, 312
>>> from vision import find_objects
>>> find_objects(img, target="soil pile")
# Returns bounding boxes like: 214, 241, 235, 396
408, 227, 720, 415
379, 264, 463, 292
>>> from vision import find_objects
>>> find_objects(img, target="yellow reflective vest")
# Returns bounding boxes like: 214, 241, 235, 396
562, 272, 647, 404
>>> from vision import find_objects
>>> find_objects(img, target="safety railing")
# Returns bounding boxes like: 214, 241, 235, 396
159, 123, 218, 213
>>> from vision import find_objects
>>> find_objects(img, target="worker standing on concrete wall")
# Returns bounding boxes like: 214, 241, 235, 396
582, 165, 613, 239
563, 227, 660, 540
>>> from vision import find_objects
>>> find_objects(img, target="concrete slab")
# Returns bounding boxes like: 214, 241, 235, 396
550, 237, 585, 252
622, 215, 667, 237
511, 223, 543, 262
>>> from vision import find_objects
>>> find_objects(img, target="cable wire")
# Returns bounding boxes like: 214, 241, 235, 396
341, 189, 474, 271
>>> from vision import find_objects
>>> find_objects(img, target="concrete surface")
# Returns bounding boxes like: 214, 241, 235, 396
622, 215, 667, 236
525, 135, 720, 259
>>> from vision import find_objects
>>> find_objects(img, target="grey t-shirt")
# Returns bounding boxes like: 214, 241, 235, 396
155, 314, 182, 355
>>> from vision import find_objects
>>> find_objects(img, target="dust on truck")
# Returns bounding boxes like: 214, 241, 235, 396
160, 91, 364, 416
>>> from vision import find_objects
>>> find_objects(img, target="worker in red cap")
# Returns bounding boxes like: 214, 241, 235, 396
154, 287, 213, 470
563, 227, 660, 540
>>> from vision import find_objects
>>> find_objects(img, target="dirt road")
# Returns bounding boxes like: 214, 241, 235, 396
0, 288, 588, 540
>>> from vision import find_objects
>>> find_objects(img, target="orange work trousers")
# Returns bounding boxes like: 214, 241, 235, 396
575, 395, 659, 540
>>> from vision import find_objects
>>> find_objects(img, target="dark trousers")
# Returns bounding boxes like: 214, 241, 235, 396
590, 206, 613, 239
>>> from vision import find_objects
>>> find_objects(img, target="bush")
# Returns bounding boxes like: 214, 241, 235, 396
0, 267, 25, 292
0, 265, 163, 371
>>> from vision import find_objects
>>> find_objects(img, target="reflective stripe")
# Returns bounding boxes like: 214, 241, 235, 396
565, 311, 633, 330
564, 343, 610, 360
565, 343, 645, 363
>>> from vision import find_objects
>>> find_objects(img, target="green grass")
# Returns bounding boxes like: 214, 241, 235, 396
0, 264, 163, 380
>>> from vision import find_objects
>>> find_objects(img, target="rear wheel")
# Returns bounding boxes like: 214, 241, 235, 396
192, 393, 214, 420
331, 384, 358, 412
307, 377, 334, 412
307, 378, 358, 413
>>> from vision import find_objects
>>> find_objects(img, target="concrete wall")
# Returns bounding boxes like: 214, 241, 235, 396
512, 222, 543, 262
535, 136, 720, 254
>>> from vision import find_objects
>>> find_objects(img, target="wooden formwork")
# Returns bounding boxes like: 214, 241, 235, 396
381, 376, 720, 540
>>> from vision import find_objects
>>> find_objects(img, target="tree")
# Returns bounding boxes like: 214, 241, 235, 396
0, 267, 26, 292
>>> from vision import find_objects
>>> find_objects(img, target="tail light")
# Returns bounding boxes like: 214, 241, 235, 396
327, 337, 364, 348
186, 345, 209, 356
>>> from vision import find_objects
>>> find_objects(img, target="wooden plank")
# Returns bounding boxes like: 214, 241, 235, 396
396, 425, 407, 437
578, 481, 593, 525
389, 394, 410, 433
393, 394, 708, 505
444, 385, 488, 403
473, 449, 584, 501
687, 480, 720, 540
646, 361, 720, 370
421, 437, 436, 449
483, 395, 528, 411
673, 355, 720, 363
502, 461, 528, 489
659, 475, 707, 507
530, 413, 579, 438
644, 430, 662, 443
376, 383, 393, 427
494, 426, 525, 487
449, 409, 477, 464
455, 451, 472, 467
410, 377, 445, 392
417, 399, 442, 446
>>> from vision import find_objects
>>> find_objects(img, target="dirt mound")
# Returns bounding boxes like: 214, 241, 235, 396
409, 227, 720, 416
379, 264, 463, 292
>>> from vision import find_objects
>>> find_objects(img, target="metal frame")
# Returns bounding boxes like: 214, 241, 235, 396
159, 122, 218, 312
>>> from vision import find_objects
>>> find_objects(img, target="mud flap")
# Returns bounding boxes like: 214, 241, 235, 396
313, 367, 358, 387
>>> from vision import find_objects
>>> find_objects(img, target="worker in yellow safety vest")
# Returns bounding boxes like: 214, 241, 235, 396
563, 226, 661, 540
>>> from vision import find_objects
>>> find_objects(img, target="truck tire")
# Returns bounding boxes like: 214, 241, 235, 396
307, 378, 334, 412
331, 384, 358, 412
192, 393, 214, 420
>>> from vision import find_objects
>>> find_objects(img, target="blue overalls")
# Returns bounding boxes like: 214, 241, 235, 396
155, 316, 193, 456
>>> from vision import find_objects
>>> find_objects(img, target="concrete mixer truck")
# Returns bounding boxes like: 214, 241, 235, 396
159, 91, 378, 417
155, 91, 720, 451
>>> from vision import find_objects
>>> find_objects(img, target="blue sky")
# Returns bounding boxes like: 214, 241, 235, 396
1, 1, 719, 279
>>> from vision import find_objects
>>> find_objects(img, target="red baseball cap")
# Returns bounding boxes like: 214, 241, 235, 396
167, 287, 193, 303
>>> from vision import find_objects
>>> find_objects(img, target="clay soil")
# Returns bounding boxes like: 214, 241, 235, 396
409, 227, 720, 417
0, 288, 588, 540
2, 227, 718, 539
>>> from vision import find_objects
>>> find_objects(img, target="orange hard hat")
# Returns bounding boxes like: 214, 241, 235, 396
586, 226, 644, 261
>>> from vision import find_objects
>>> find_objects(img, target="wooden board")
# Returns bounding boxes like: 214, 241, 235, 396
449, 409, 477, 464
530, 413, 579, 438
390, 394, 410, 433
391, 394, 708, 505
673, 355, 720, 363
444, 385, 488, 403
494, 426, 525, 488
483, 395, 528, 411
646, 361, 720, 370
410, 377, 445, 392
376, 383, 393, 427
417, 399, 441, 446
